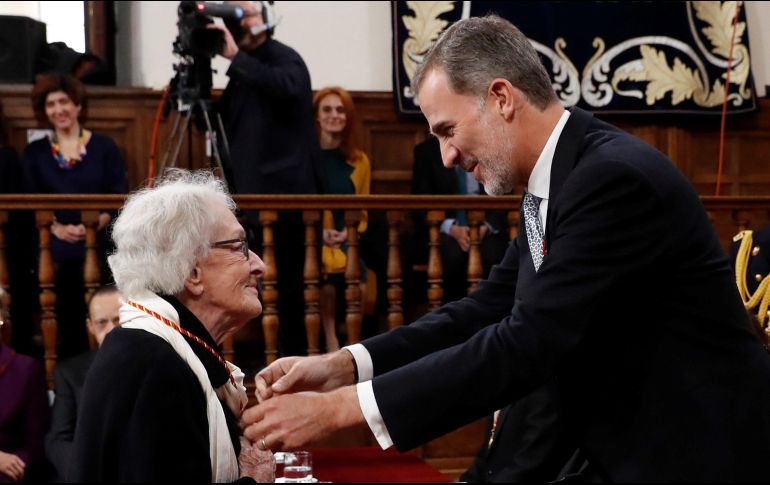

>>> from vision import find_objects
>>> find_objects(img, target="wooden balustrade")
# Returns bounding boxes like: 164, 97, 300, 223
343, 210, 363, 345
302, 210, 322, 356
426, 210, 445, 311
386, 211, 404, 330
258, 210, 279, 364
35, 210, 57, 389
2, 193, 769, 389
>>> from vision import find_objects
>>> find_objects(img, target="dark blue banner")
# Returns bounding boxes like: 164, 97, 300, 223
392, 1, 757, 118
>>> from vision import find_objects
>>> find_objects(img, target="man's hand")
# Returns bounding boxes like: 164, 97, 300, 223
449, 224, 471, 251
255, 350, 356, 402
480, 223, 489, 240
0, 451, 25, 482
207, 23, 239, 60
241, 387, 365, 451
51, 222, 86, 243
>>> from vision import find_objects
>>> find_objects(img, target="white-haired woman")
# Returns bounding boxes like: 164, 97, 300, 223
68, 169, 272, 482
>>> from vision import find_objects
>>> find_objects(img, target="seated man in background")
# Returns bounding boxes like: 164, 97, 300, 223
45, 286, 122, 481
412, 136, 509, 302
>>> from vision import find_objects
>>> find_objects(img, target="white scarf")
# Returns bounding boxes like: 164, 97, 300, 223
120, 291, 248, 483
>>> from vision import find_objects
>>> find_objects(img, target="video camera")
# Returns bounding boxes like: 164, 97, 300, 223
174, 1, 244, 59
170, 1, 244, 107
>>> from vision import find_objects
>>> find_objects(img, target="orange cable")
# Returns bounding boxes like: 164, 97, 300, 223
147, 85, 170, 188
715, 1, 742, 196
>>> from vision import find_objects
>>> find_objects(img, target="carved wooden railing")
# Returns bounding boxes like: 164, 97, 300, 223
1, 194, 769, 388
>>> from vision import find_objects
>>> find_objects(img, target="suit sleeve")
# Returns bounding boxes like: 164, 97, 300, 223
45, 366, 78, 476
226, 49, 310, 101
15, 359, 49, 472
372, 161, 670, 450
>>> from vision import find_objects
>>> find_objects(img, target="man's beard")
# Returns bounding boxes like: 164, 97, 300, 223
474, 121, 517, 196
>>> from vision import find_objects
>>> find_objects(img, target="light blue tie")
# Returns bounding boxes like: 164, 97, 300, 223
523, 192, 545, 271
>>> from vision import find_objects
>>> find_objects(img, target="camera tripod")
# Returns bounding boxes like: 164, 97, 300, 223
156, 96, 232, 184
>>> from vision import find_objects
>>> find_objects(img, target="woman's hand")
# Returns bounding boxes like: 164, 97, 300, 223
51, 222, 86, 243
238, 437, 275, 482
0, 451, 25, 482
323, 229, 347, 248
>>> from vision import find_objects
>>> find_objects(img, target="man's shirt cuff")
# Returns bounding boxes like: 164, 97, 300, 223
344, 344, 373, 382
356, 381, 394, 449
440, 219, 457, 234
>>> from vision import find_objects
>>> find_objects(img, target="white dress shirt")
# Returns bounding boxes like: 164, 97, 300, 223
345, 109, 572, 449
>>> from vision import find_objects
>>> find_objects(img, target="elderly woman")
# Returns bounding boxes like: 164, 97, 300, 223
67, 170, 272, 482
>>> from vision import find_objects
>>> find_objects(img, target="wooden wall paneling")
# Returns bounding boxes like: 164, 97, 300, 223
735, 132, 770, 195
0, 86, 210, 192
368, 124, 426, 194
3, 86, 769, 197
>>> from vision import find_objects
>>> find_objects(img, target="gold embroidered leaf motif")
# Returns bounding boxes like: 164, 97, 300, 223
693, 1, 745, 58
402, 1, 455, 80
639, 45, 703, 106
694, 78, 728, 107
403, 1, 454, 52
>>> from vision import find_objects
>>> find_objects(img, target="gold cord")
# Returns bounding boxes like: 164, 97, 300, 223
734, 230, 770, 328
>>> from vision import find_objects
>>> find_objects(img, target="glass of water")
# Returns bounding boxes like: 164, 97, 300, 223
282, 451, 313, 482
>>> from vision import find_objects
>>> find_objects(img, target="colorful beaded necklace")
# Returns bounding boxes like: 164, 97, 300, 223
49, 128, 87, 170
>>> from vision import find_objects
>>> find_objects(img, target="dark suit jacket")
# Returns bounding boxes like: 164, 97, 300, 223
45, 351, 95, 481
361, 107, 770, 481
459, 381, 573, 483
218, 38, 319, 195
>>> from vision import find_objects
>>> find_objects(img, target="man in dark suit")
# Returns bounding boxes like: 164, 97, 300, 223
45, 286, 121, 481
412, 136, 570, 482
412, 136, 510, 303
241, 15, 770, 482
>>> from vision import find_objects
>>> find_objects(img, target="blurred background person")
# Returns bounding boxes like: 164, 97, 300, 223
45, 286, 121, 482
23, 73, 128, 359
313, 86, 371, 351
0, 102, 39, 358
0, 287, 50, 483
68, 169, 272, 482
212, 1, 322, 357
411, 136, 509, 303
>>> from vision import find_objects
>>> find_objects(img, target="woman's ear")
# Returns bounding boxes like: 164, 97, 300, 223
184, 266, 204, 296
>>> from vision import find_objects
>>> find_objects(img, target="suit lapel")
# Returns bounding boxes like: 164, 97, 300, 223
545, 107, 594, 245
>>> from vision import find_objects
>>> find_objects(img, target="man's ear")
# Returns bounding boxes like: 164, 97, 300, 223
487, 78, 521, 121
184, 266, 205, 296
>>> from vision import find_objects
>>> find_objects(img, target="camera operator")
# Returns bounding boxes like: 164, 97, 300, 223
209, 1, 322, 357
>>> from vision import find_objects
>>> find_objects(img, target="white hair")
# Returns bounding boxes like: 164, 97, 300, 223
108, 169, 236, 298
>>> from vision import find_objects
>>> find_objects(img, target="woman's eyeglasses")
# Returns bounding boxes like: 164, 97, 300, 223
211, 238, 250, 260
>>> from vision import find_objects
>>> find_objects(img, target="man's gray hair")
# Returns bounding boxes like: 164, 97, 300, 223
108, 169, 236, 298
412, 14, 556, 110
